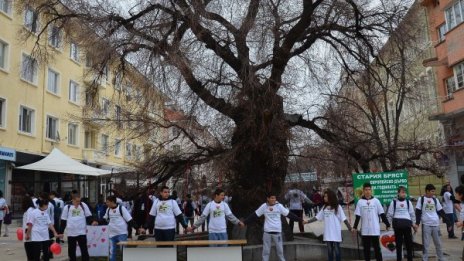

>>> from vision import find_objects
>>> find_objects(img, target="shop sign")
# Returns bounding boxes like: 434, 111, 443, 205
0, 147, 16, 161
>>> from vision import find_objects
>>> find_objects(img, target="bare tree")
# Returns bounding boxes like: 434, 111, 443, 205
17, 0, 418, 242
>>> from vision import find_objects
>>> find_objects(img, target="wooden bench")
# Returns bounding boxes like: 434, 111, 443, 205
118, 239, 247, 261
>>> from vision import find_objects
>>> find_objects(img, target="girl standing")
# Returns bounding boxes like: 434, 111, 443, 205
25, 199, 62, 261
307, 189, 352, 261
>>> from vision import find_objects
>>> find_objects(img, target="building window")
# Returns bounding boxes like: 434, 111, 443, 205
19, 106, 34, 134
48, 26, 62, 48
84, 131, 96, 149
101, 134, 109, 154
101, 98, 110, 116
446, 77, 456, 98
70, 42, 79, 62
0, 98, 5, 128
46, 115, 59, 140
0, 0, 12, 15
21, 54, 38, 84
454, 62, 464, 89
126, 142, 132, 157
115, 105, 122, 128
0, 40, 8, 70
445, 1, 463, 31
438, 23, 447, 42
68, 123, 78, 145
47, 68, 60, 94
69, 80, 79, 103
24, 6, 39, 33
114, 139, 121, 156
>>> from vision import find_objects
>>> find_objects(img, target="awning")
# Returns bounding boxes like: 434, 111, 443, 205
16, 148, 112, 176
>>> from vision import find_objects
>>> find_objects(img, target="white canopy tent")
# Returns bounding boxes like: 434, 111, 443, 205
17, 148, 112, 176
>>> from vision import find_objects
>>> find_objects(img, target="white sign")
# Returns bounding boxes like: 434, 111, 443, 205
0, 147, 15, 161
379, 231, 396, 260
76, 226, 109, 257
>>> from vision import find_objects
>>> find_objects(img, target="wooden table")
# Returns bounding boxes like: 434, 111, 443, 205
118, 239, 247, 261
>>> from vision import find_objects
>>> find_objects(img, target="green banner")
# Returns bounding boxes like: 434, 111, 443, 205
352, 170, 408, 205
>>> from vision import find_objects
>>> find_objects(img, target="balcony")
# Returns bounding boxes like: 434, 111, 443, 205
82, 149, 108, 164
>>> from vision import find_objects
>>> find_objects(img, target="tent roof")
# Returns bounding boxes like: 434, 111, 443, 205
17, 148, 112, 176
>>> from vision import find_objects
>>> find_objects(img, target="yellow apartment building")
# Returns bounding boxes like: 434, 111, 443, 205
0, 1, 164, 214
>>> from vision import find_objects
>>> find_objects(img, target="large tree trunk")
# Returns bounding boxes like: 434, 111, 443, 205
228, 94, 292, 244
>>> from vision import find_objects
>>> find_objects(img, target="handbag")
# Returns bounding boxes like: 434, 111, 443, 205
3, 212, 12, 225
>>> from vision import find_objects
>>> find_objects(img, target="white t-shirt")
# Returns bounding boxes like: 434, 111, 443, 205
104, 205, 133, 238
22, 207, 35, 242
387, 199, 414, 224
149, 199, 182, 229
0, 198, 6, 220
27, 208, 52, 242
316, 205, 347, 242
61, 203, 92, 237
202, 201, 232, 233
443, 192, 454, 214
354, 197, 384, 236
255, 203, 289, 233
416, 196, 443, 226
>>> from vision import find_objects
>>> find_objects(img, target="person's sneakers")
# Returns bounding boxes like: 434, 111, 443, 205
449, 236, 458, 239
2, 234, 7, 237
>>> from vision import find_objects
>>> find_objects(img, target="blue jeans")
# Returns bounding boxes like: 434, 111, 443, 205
209, 232, 228, 247
109, 234, 127, 261
326, 241, 340, 261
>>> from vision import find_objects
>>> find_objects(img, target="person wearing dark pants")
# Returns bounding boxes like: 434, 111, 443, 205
141, 186, 188, 246
284, 187, 312, 232
30, 241, 51, 261
67, 235, 88, 260
60, 193, 98, 261
361, 236, 382, 261
387, 186, 416, 261
154, 228, 176, 241
25, 199, 62, 261
353, 183, 391, 261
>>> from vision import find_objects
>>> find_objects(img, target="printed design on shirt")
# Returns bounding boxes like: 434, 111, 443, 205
212, 205, 223, 218
424, 200, 436, 212
71, 208, 81, 217
158, 202, 170, 213
36, 212, 49, 225
267, 207, 280, 220
323, 209, 334, 218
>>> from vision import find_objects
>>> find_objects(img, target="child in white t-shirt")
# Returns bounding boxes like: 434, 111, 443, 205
25, 199, 62, 261
188, 188, 244, 246
307, 189, 352, 261
353, 182, 391, 261
245, 191, 308, 261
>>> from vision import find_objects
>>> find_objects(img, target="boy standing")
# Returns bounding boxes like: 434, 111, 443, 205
60, 193, 97, 261
353, 182, 390, 261
103, 195, 138, 261
415, 184, 448, 261
188, 188, 244, 244
387, 186, 416, 261
141, 186, 188, 242
245, 191, 308, 261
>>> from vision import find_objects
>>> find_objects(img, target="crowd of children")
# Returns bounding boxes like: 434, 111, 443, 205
13, 181, 464, 261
